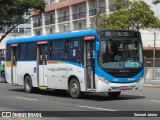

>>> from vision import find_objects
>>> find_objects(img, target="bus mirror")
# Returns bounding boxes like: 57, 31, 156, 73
96, 42, 100, 52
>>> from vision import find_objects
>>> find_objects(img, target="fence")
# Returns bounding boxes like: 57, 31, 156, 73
144, 58, 160, 80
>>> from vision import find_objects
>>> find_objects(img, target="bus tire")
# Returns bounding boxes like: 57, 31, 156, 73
1, 71, 6, 83
108, 92, 121, 98
69, 78, 81, 99
24, 76, 33, 93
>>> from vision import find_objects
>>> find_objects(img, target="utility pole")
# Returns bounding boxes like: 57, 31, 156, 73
152, 32, 156, 80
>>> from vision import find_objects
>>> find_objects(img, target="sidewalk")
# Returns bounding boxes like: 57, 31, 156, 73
144, 79, 160, 88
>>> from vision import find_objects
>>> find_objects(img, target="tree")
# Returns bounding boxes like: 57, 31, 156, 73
0, 0, 46, 42
97, 1, 160, 31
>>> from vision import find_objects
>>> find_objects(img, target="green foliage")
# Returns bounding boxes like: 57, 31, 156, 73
97, 1, 160, 31
0, 0, 46, 41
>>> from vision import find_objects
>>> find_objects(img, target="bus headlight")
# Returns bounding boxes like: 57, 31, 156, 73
137, 77, 144, 83
98, 76, 109, 84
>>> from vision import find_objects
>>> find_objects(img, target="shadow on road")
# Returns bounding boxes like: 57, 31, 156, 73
9, 87, 146, 101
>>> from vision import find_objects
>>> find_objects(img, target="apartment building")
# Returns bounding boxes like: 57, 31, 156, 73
31, 0, 125, 36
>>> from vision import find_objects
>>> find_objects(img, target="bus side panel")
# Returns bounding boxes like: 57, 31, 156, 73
5, 62, 12, 84
16, 61, 38, 87
47, 61, 85, 91
47, 62, 68, 89
67, 63, 85, 91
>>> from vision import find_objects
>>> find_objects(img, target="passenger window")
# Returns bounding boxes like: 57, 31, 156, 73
28, 43, 36, 60
19, 43, 27, 60
66, 39, 81, 60
6, 45, 11, 61
50, 40, 64, 59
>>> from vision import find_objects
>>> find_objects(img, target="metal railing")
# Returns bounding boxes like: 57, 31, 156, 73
58, 16, 70, 23
144, 58, 160, 80
45, 19, 55, 25
72, 12, 86, 20
33, 22, 42, 28
144, 58, 160, 67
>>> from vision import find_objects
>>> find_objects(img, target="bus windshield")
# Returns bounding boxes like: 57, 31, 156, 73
99, 38, 143, 69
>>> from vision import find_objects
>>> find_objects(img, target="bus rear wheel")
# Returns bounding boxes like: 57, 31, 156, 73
108, 92, 121, 98
24, 76, 33, 93
69, 78, 81, 99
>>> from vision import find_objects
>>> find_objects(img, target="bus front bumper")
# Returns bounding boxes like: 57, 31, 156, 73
96, 78, 144, 92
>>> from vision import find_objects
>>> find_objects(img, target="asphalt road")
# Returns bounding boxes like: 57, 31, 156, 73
0, 82, 160, 120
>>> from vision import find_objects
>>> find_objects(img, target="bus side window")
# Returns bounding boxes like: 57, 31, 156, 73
66, 39, 81, 60
51, 40, 64, 59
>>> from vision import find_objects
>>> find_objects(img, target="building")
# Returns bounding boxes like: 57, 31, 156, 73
31, 0, 122, 36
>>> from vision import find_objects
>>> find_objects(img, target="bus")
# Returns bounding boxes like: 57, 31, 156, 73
0, 45, 6, 82
5, 29, 144, 98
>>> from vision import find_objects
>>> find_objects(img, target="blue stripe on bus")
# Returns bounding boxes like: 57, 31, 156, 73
12, 60, 84, 68
7, 30, 98, 44
16, 60, 36, 62
48, 60, 84, 68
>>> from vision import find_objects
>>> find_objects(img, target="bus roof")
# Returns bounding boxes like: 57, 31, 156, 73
7, 29, 98, 44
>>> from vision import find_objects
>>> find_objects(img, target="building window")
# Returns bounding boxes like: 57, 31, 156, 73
36, 30, 41, 36
78, 23, 82, 29
50, 28, 53, 34
50, 0, 55, 4
50, 14, 53, 20
79, 6, 83, 17
63, 11, 68, 21
63, 25, 67, 32
19, 28, 24, 33
13, 28, 18, 33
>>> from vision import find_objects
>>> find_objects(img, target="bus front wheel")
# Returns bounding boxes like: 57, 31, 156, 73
108, 92, 121, 98
69, 78, 81, 99
24, 76, 33, 93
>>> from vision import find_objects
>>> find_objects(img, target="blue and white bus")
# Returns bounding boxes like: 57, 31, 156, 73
5, 29, 144, 98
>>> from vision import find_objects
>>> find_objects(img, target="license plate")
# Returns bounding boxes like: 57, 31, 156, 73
120, 86, 128, 90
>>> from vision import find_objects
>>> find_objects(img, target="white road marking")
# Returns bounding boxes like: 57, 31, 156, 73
16, 97, 39, 101
77, 105, 116, 111
151, 100, 160, 103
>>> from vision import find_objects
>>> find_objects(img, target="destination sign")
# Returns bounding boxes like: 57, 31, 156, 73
99, 30, 140, 38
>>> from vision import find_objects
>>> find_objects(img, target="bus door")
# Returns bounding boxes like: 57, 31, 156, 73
37, 41, 48, 87
11, 44, 18, 84
84, 36, 95, 90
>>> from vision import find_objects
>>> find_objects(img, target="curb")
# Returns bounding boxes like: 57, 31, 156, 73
144, 84, 160, 88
